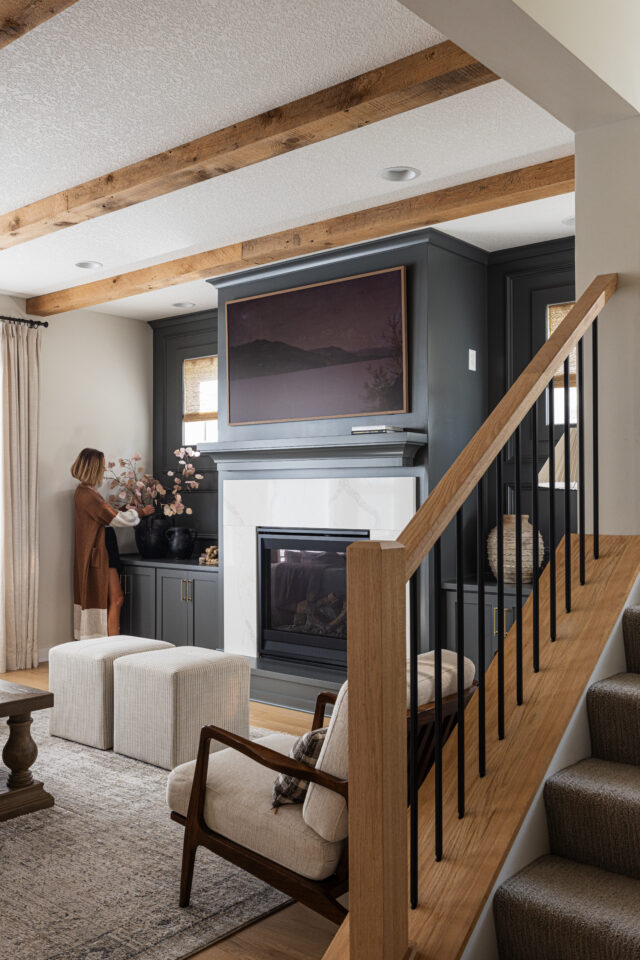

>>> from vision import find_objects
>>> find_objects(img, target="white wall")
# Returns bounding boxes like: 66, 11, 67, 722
575, 116, 640, 535
400, 0, 636, 131
512, 0, 640, 114
3, 298, 155, 660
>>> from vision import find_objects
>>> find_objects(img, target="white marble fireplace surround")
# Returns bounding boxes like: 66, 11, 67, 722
223, 476, 417, 659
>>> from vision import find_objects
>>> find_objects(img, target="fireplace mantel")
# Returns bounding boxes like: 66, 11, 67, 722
201, 431, 427, 472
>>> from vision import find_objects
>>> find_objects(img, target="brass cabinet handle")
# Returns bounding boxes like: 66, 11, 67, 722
493, 606, 511, 636
180, 579, 186, 602
187, 579, 193, 602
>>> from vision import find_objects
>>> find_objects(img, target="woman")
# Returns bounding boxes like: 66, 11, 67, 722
71, 448, 154, 639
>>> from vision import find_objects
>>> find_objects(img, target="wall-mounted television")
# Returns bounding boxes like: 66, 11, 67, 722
225, 266, 408, 425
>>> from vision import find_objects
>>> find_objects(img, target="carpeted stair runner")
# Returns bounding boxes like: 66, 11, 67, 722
587, 673, 640, 765
494, 604, 640, 959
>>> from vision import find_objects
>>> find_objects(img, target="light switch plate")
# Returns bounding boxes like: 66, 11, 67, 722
468, 348, 477, 372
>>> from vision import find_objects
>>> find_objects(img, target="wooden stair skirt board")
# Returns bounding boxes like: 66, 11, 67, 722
322, 534, 640, 960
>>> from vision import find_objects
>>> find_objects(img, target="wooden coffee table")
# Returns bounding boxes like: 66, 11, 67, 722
0, 679, 54, 821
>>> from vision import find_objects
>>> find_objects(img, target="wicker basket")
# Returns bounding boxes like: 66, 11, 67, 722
487, 514, 545, 583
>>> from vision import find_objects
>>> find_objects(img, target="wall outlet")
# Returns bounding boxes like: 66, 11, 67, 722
468, 348, 477, 372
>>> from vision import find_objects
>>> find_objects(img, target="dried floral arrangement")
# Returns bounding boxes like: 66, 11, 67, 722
105, 448, 204, 517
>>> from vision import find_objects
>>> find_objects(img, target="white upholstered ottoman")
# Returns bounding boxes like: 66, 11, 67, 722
113, 647, 250, 770
49, 635, 174, 749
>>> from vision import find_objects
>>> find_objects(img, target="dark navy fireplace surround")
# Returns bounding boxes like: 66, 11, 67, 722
150, 234, 574, 708
207, 227, 489, 693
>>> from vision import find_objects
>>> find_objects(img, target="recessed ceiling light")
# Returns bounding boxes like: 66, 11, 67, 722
75, 260, 103, 269
172, 302, 196, 309
562, 216, 576, 227
380, 166, 420, 182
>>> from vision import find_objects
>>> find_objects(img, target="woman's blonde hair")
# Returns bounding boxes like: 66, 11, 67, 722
71, 448, 105, 487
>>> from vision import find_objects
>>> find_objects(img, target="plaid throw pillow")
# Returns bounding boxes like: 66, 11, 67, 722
272, 727, 328, 809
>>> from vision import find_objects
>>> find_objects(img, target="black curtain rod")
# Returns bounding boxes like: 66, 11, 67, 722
0, 314, 49, 329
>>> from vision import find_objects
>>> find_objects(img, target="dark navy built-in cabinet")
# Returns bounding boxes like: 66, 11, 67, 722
120, 555, 219, 649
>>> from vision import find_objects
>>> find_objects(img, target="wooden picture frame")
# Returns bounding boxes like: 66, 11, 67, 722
225, 266, 408, 425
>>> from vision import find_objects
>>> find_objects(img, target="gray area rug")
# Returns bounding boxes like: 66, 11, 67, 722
0, 713, 289, 960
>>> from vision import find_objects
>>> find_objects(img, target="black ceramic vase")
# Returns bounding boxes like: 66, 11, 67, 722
135, 515, 172, 559
165, 527, 198, 560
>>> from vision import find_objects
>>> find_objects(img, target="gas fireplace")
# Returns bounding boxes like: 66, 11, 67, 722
257, 527, 369, 668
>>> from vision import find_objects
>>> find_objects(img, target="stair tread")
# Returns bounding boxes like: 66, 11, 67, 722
623, 606, 640, 673
588, 674, 640, 765
547, 757, 640, 797
589, 672, 640, 698
495, 856, 640, 959
545, 758, 640, 879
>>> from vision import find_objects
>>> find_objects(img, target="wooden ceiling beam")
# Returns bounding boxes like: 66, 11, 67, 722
1, 41, 498, 249
26, 155, 575, 316
0, 0, 78, 50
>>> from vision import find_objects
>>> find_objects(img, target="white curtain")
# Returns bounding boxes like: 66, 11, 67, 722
0, 323, 41, 672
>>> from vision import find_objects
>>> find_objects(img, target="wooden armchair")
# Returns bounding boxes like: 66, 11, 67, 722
170, 703, 350, 924
168, 655, 476, 925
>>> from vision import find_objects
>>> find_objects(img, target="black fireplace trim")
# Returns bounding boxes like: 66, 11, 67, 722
257, 527, 369, 669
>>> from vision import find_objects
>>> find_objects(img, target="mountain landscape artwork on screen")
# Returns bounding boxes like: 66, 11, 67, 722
226, 266, 408, 424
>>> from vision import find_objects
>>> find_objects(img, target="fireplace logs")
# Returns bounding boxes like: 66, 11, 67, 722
285, 592, 347, 638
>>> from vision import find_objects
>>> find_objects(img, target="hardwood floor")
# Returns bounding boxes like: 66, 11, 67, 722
0, 663, 337, 960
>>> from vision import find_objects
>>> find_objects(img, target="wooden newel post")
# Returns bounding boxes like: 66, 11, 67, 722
347, 540, 409, 960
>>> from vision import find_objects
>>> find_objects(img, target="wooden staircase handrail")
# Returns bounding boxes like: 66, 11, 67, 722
397, 272, 618, 581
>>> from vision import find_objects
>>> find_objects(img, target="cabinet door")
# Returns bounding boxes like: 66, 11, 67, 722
156, 569, 190, 646
122, 565, 156, 639
462, 600, 495, 672
189, 572, 219, 650
445, 593, 481, 680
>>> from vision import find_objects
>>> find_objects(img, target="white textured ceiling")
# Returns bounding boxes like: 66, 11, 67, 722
0, 0, 444, 209
0, 0, 574, 320
439, 192, 575, 251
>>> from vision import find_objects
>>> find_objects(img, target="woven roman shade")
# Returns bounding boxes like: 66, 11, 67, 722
183, 356, 218, 423
548, 302, 576, 387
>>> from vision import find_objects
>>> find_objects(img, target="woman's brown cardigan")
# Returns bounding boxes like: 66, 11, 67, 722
73, 484, 118, 640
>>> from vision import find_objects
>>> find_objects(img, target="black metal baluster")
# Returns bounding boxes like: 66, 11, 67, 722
456, 508, 465, 819
564, 358, 571, 613
496, 454, 505, 740
477, 478, 486, 777
548, 382, 557, 641
433, 539, 443, 861
531, 405, 540, 671
578, 337, 586, 585
592, 318, 600, 559
409, 572, 418, 908
515, 426, 523, 705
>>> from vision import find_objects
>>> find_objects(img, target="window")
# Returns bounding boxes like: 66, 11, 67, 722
183, 355, 218, 444
546, 302, 577, 425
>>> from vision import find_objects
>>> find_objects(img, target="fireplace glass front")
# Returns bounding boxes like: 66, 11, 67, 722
257, 527, 369, 669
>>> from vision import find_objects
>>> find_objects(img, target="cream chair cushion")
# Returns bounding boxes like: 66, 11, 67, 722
167, 733, 345, 882
303, 649, 476, 843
